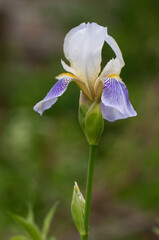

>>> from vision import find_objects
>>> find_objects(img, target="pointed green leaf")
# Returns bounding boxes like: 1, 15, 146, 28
9, 236, 28, 240
27, 203, 34, 223
42, 202, 58, 239
9, 212, 42, 240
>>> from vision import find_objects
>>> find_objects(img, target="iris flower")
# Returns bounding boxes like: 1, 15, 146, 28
34, 22, 137, 122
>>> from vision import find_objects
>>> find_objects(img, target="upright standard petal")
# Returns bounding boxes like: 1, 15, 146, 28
63, 22, 106, 84
105, 32, 125, 68
33, 77, 72, 115
98, 58, 121, 80
101, 77, 137, 122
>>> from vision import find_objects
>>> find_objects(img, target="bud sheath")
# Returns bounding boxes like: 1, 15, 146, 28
79, 92, 104, 145
71, 182, 86, 237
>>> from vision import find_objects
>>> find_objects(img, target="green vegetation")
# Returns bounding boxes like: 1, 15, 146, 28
0, 0, 159, 239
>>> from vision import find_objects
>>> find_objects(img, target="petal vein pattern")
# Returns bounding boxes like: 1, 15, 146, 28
33, 78, 72, 115
101, 78, 137, 122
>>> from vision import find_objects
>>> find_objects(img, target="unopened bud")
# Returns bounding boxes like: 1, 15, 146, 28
71, 182, 86, 236
78, 91, 91, 135
78, 92, 104, 145
85, 101, 104, 145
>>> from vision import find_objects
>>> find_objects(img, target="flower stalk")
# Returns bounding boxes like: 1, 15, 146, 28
83, 144, 96, 240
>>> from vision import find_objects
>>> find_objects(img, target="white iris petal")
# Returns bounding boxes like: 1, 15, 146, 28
99, 58, 121, 79
105, 33, 125, 68
34, 22, 137, 121
63, 22, 125, 88
63, 22, 106, 84
61, 59, 77, 76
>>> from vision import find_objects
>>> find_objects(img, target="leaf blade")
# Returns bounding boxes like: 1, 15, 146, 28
42, 202, 58, 239
9, 212, 42, 240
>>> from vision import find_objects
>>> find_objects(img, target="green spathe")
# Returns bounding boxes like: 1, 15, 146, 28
78, 92, 91, 135
85, 102, 104, 145
71, 182, 86, 237
79, 93, 104, 145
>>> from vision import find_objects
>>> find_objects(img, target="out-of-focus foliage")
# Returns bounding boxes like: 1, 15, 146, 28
153, 221, 159, 236
0, 0, 159, 239
8, 203, 57, 240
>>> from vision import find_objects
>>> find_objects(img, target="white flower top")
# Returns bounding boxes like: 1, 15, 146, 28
34, 22, 137, 122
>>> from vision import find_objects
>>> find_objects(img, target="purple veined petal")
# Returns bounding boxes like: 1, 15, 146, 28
33, 78, 71, 115
101, 77, 137, 122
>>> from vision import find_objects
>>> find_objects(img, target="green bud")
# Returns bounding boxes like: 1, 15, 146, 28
78, 92, 91, 134
85, 101, 104, 145
71, 182, 86, 236
78, 92, 104, 145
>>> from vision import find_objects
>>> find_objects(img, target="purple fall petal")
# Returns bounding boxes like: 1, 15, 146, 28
33, 78, 71, 115
101, 77, 137, 122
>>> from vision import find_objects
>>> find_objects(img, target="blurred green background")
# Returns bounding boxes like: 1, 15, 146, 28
0, 0, 159, 239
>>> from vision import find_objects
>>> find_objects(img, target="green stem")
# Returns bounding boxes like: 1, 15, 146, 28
84, 144, 96, 240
